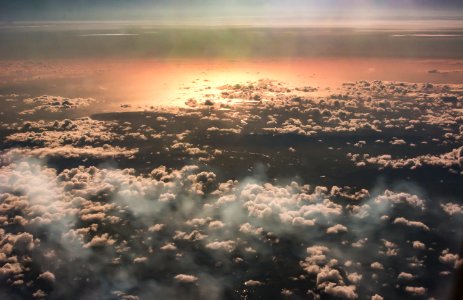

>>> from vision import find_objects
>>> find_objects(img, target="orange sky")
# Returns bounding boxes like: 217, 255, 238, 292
1, 57, 462, 109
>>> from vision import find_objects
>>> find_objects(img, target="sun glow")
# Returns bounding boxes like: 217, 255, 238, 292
98, 58, 463, 110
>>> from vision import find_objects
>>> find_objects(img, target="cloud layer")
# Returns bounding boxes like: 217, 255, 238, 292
0, 78, 462, 299
0, 157, 461, 299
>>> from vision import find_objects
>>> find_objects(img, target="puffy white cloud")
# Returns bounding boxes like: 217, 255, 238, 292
239, 223, 263, 235
404, 286, 426, 296
441, 202, 463, 216
205, 240, 236, 252
7, 118, 120, 147
393, 217, 430, 231
439, 249, 463, 269
148, 224, 165, 232
160, 243, 177, 251
323, 282, 358, 299
281, 289, 293, 296
83, 233, 116, 248
3, 145, 138, 160
37, 271, 56, 284
412, 241, 426, 250
326, 224, 348, 234
375, 190, 425, 210
113, 291, 140, 300
350, 148, 462, 171
316, 266, 343, 287
32, 289, 47, 298
21, 95, 96, 114
347, 272, 362, 284
398, 272, 414, 280
370, 262, 384, 270
208, 220, 225, 229
174, 274, 199, 283
244, 280, 263, 286
173, 230, 207, 241
0, 263, 22, 276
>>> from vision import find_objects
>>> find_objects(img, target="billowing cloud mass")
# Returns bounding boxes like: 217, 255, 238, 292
21, 95, 96, 115
0, 78, 462, 299
4, 145, 138, 160
0, 156, 461, 299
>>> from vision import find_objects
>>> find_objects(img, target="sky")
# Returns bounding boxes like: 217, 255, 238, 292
1, 1, 463, 300
1, 0, 463, 22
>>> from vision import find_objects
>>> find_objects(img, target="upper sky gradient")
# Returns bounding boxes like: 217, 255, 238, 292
1, 0, 463, 22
